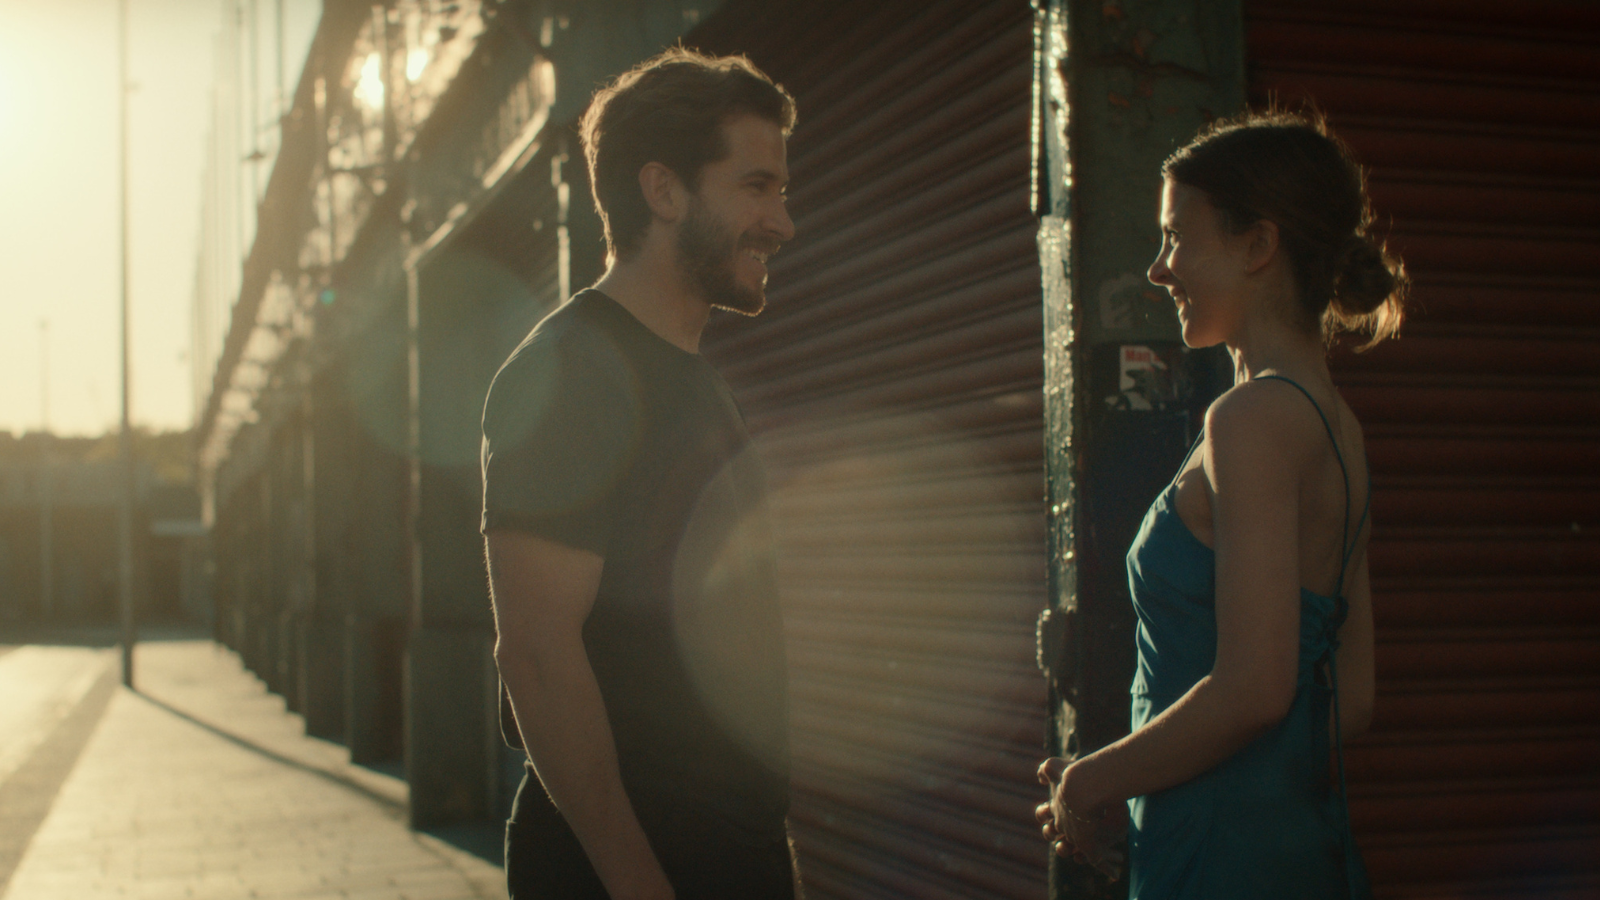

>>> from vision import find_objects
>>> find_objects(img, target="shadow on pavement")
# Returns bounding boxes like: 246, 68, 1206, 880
132, 690, 408, 818
423, 822, 507, 868
2, 624, 511, 875
135, 688, 508, 870
0, 666, 120, 893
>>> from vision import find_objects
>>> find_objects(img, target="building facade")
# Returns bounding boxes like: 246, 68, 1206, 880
196, 1, 1599, 897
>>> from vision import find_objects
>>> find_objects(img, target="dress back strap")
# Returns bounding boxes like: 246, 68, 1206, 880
1254, 374, 1370, 900
1252, 374, 1364, 597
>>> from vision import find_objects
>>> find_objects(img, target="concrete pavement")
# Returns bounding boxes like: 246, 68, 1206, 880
0, 633, 508, 900
0, 644, 112, 788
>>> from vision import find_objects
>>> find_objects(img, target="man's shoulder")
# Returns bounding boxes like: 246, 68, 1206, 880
506, 291, 602, 353
483, 297, 642, 447
494, 293, 633, 389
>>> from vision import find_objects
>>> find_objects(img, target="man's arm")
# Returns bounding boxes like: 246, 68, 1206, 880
487, 530, 674, 900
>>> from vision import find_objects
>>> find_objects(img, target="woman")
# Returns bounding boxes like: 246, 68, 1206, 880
1036, 110, 1406, 898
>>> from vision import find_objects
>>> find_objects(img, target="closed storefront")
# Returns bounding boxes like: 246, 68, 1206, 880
1248, 1, 1600, 895
693, 1, 1049, 897
196, 0, 1597, 895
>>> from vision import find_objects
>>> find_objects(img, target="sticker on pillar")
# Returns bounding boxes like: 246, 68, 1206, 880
1097, 273, 1145, 330
1113, 344, 1183, 411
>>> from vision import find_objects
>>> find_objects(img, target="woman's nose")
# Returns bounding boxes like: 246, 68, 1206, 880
1148, 251, 1172, 286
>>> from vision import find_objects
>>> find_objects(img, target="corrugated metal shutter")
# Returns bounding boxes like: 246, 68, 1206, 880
1247, 2, 1600, 896
692, 1, 1047, 897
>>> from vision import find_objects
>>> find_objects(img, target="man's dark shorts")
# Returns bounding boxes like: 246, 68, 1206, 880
506, 769, 795, 900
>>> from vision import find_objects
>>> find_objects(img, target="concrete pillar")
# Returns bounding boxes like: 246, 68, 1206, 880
271, 426, 300, 704
345, 611, 407, 764
1036, 1, 1243, 896
299, 365, 348, 741
298, 613, 343, 738
404, 626, 500, 827
338, 284, 412, 767
403, 244, 530, 828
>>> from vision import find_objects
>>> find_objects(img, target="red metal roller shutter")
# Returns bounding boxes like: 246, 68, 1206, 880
1246, 2, 1600, 897
691, 1, 1046, 897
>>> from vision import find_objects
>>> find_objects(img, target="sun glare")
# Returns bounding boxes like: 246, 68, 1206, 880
406, 47, 429, 82
354, 52, 384, 110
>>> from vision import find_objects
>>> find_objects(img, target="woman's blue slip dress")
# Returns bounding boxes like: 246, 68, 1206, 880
1124, 375, 1373, 900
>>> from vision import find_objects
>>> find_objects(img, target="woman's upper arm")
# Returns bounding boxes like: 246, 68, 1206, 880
1206, 389, 1311, 724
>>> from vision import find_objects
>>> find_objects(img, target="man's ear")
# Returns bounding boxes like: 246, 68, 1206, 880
1243, 218, 1280, 275
639, 162, 686, 224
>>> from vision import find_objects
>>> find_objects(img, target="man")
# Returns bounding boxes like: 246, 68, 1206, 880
480, 48, 797, 900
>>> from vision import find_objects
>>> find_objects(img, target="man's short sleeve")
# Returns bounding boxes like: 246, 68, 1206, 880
480, 331, 641, 554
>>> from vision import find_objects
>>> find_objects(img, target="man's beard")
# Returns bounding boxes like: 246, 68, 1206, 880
677, 197, 766, 316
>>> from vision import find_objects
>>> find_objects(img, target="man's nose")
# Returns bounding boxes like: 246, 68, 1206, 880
771, 201, 796, 243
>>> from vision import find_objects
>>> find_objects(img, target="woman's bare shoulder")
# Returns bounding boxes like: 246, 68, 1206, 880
1204, 380, 1331, 469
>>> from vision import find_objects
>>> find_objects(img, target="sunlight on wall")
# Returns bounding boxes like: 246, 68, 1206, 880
354, 52, 385, 111
406, 47, 429, 83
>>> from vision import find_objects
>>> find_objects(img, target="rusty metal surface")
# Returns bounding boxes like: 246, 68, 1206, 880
692, 1, 1048, 897
1249, 0, 1600, 894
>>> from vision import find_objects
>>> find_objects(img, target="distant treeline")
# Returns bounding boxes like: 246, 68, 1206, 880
0, 429, 194, 486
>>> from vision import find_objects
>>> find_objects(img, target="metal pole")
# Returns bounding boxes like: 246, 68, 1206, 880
247, 0, 261, 203
275, 0, 285, 118
232, 1, 245, 278
39, 319, 53, 621
117, 0, 137, 689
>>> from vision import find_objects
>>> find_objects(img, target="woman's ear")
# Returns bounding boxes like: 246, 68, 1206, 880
639, 162, 685, 223
1243, 218, 1280, 275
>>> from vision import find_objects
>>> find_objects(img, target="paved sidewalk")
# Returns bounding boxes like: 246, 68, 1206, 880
1, 636, 508, 900
0, 644, 112, 787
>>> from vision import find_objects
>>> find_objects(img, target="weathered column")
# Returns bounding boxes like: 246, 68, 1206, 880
273, 416, 304, 710
403, 241, 505, 829
339, 267, 412, 768
1036, 1, 1243, 896
299, 358, 345, 741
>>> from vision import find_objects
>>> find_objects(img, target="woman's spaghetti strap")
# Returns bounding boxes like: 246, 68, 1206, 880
1253, 373, 1370, 900
1251, 374, 1367, 595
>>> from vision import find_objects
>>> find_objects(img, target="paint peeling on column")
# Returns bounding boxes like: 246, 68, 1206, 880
1030, 4, 1044, 215
1047, 6, 1073, 197
1038, 0, 1077, 594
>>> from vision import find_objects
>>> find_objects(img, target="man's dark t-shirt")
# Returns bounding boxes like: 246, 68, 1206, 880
481, 290, 790, 889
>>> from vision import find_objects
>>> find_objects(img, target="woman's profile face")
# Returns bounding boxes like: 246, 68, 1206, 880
1148, 179, 1252, 349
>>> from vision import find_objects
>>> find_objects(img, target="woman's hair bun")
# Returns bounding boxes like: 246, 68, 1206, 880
1327, 232, 1408, 348
1332, 234, 1400, 316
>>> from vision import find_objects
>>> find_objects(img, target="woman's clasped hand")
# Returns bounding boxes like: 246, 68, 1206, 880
1035, 757, 1126, 880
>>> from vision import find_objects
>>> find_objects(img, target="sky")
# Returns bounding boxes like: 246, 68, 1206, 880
0, 0, 316, 438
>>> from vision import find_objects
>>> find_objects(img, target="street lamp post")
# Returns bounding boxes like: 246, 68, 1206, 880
40, 320, 53, 623
117, 0, 137, 688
